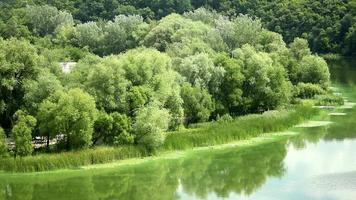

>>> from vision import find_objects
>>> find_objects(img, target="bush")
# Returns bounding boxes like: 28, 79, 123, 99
0, 127, 8, 158
314, 94, 344, 106
295, 83, 326, 99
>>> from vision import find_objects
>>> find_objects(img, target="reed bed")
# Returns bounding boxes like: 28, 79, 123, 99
163, 105, 318, 150
0, 145, 148, 173
0, 105, 318, 173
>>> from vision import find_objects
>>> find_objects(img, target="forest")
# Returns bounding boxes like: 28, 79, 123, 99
0, 0, 350, 160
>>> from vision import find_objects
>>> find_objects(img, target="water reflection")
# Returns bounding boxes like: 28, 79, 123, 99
0, 140, 288, 200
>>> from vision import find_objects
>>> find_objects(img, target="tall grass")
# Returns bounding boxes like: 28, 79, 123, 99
163, 105, 319, 150
0, 145, 148, 173
0, 105, 318, 173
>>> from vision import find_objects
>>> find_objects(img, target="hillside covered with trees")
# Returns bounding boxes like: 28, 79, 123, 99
0, 1, 347, 159
1, 0, 355, 55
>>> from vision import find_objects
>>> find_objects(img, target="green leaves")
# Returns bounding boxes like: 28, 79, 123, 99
133, 104, 170, 151
11, 110, 37, 157
37, 88, 98, 150
0, 127, 7, 157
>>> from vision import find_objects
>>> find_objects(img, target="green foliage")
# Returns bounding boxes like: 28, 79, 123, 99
72, 15, 148, 56
214, 53, 244, 115
11, 110, 37, 157
295, 83, 326, 99
0, 4, 337, 164
290, 38, 312, 61
25, 5, 74, 36
0, 38, 39, 129
181, 83, 214, 124
37, 88, 98, 150
133, 104, 170, 151
0, 127, 7, 157
23, 69, 63, 113
164, 105, 318, 150
298, 55, 330, 89
93, 111, 113, 145
216, 14, 263, 50
314, 94, 344, 106
233, 45, 292, 113
0, 145, 149, 173
175, 53, 225, 90
110, 112, 133, 145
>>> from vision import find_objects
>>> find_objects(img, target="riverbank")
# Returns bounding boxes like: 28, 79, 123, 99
0, 105, 321, 173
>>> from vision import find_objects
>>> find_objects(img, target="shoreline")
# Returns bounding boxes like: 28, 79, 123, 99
0, 104, 336, 174
0, 131, 301, 176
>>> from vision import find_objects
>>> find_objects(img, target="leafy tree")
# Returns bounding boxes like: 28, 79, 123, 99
343, 23, 356, 55
0, 38, 39, 129
11, 110, 36, 157
184, 8, 220, 25
181, 83, 214, 124
72, 22, 103, 54
214, 53, 244, 115
216, 14, 263, 50
37, 88, 97, 150
175, 53, 225, 91
93, 111, 113, 145
298, 55, 330, 89
295, 83, 325, 99
102, 15, 148, 55
289, 38, 311, 61
0, 127, 7, 157
133, 104, 170, 151
25, 5, 74, 36
23, 70, 63, 113
233, 45, 291, 113
110, 112, 133, 145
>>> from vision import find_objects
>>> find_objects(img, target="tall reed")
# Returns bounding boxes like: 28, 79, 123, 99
0, 105, 318, 173
163, 105, 318, 150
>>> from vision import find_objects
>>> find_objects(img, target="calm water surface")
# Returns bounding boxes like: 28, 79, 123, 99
1, 58, 356, 200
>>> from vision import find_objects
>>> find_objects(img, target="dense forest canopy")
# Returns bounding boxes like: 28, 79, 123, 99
0, 0, 355, 55
0, 0, 350, 157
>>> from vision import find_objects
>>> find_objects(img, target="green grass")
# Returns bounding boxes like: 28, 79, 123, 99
0, 105, 319, 173
0, 145, 148, 173
163, 105, 319, 150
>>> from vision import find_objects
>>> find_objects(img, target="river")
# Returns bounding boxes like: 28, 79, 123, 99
0, 58, 356, 200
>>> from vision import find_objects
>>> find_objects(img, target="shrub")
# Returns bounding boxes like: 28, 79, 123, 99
0, 127, 8, 158
295, 83, 326, 99
314, 94, 344, 106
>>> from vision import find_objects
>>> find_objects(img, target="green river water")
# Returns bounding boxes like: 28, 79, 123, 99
1, 58, 356, 200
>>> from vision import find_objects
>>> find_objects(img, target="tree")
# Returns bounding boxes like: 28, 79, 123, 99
37, 88, 98, 150
0, 127, 7, 157
72, 22, 103, 54
233, 45, 291, 113
0, 38, 39, 129
25, 5, 74, 36
289, 38, 311, 60
298, 55, 330, 89
23, 69, 63, 114
133, 104, 170, 151
101, 15, 148, 55
214, 53, 244, 115
181, 83, 214, 124
110, 112, 133, 145
343, 24, 356, 55
216, 14, 263, 50
93, 111, 113, 145
175, 53, 225, 91
11, 110, 36, 157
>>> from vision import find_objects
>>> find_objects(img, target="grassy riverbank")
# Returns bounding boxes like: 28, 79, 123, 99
0, 105, 319, 173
